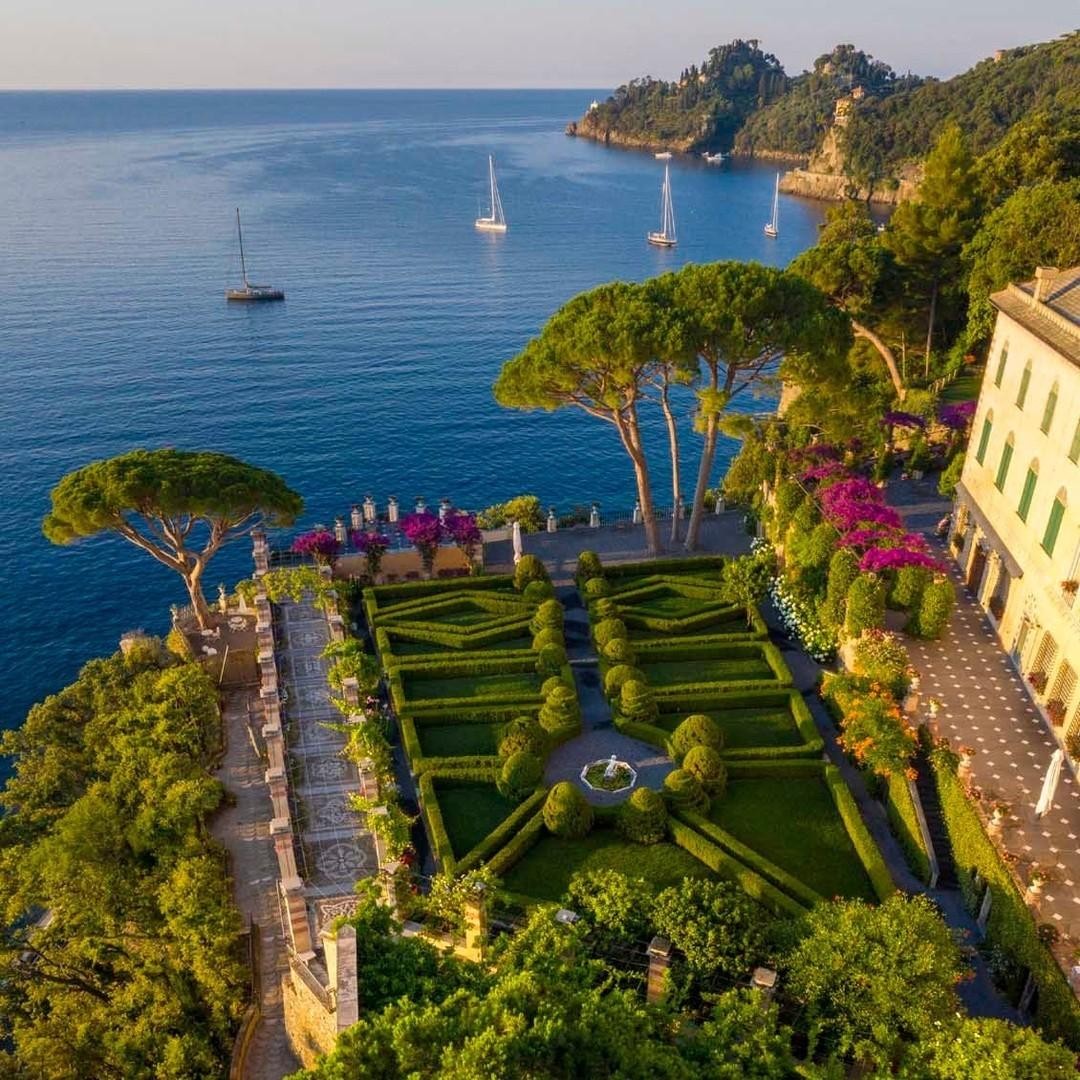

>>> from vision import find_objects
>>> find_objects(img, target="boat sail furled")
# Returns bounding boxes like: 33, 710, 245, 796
475, 155, 508, 233
225, 209, 284, 302
764, 172, 780, 238
647, 164, 677, 248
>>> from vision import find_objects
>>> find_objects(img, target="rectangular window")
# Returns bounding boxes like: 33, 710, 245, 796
1069, 421, 1080, 464
975, 418, 992, 464
1043, 498, 1066, 556
1016, 364, 1032, 409
994, 344, 1008, 387
994, 441, 1013, 491
1017, 468, 1037, 522
1041, 386, 1058, 434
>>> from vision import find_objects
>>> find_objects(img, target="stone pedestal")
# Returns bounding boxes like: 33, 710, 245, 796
252, 530, 270, 577
646, 936, 673, 1004
324, 924, 359, 1030
751, 966, 778, 1003
267, 766, 289, 819
463, 884, 489, 961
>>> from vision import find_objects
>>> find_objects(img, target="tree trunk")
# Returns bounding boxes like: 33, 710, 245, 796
659, 380, 682, 544
924, 277, 938, 375
851, 319, 905, 401
685, 412, 718, 552
183, 563, 213, 629
617, 408, 661, 555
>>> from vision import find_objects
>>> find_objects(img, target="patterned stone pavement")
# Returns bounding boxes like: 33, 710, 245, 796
909, 551, 1080, 941
276, 600, 378, 905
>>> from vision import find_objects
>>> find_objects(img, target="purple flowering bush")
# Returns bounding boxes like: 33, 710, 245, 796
400, 512, 444, 575
352, 531, 391, 579
292, 529, 340, 566
881, 410, 927, 430
859, 547, 944, 573
938, 400, 977, 431
444, 511, 483, 572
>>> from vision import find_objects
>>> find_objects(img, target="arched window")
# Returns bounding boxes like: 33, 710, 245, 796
1016, 360, 1032, 409
1041, 380, 1059, 435
994, 342, 1009, 387
975, 411, 993, 465
1017, 460, 1039, 522
1042, 488, 1068, 556
994, 434, 1014, 491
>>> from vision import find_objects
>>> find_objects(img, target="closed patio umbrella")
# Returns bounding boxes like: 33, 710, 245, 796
512, 520, 523, 565
1036, 748, 1065, 819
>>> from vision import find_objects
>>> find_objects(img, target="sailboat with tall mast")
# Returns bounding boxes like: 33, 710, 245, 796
764, 173, 780, 238
647, 164, 677, 248
225, 209, 284, 302
475, 155, 508, 233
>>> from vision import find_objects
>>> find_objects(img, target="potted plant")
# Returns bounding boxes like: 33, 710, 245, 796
988, 595, 1004, 619
927, 697, 941, 718
1063, 579, 1079, 595
1047, 699, 1067, 726
1028, 671, 1049, 695
353, 531, 391, 582
951, 531, 965, 552
990, 802, 1009, 826
1027, 869, 1046, 898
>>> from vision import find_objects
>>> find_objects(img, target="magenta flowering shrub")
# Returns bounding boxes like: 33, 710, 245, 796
881, 410, 927, 430
444, 511, 483, 571
801, 461, 848, 483
938, 400, 977, 431
292, 529, 340, 565
352, 531, 391, 578
859, 547, 943, 573
400, 512, 444, 574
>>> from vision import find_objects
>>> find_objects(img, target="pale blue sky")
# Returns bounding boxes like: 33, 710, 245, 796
3, 0, 1075, 90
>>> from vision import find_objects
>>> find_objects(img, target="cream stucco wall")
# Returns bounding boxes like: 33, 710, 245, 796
955, 308, 1080, 736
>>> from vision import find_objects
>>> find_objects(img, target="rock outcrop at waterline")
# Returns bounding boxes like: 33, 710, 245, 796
564, 117, 702, 154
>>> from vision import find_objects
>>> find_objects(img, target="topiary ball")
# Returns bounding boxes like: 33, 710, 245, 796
604, 664, 645, 699
514, 553, 550, 591
682, 745, 728, 798
603, 637, 637, 665
530, 598, 565, 635
497, 751, 543, 801
539, 683, 580, 733
591, 597, 618, 620
532, 627, 563, 652
523, 579, 556, 604
583, 576, 610, 599
619, 679, 658, 723
536, 642, 568, 675
541, 675, 570, 697
576, 550, 603, 584
670, 714, 723, 760
616, 787, 668, 844
594, 618, 628, 649
662, 769, 709, 813
498, 715, 546, 758
543, 781, 593, 837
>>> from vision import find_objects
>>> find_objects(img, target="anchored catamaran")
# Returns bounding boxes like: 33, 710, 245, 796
764, 173, 780, 238
647, 164, 677, 248
225, 209, 284, 302
475, 155, 508, 233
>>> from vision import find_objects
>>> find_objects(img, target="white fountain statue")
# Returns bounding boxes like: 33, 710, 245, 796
603, 753, 619, 779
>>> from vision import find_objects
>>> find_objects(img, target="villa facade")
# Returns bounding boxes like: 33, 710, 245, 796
952, 266, 1080, 741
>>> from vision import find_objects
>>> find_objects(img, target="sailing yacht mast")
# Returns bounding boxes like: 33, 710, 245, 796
225, 208, 285, 302
647, 164, 677, 247
764, 173, 779, 238
236, 208, 249, 286
475, 155, 508, 232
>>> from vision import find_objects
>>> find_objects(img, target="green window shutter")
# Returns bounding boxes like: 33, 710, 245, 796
994, 441, 1013, 491
994, 345, 1008, 387
1069, 421, 1080, 464
1017, 468, 1037, 522
1016, 364, 1032, 409
975, 419, 992, 464
1042, 498, 1066, 556
1041, 385, 1058, 434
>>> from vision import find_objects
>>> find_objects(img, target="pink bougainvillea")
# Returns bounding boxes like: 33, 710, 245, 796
444, 511, 483, 571
881, 410, 927, 430
292, 529, 340, 565
352, 531, 391, 578
801, 461, 848, 483
859, 547, 943, 573
938, 400, 977, 431
400, 512, 444, 574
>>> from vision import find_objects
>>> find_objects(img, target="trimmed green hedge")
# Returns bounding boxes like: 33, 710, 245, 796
930, 748, 1080, 1045
377, 619, 533, 652
456, 789, 549, 874
677, 810, 825, 908
487, 807, 547, 876
668, 816, 808, 917
620, 606, 766, 638
823, 765, 895, 902
603, 556, 726, 580
884, 772, 933, 885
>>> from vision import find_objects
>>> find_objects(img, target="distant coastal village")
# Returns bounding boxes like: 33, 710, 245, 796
3, 27, 1080, 1080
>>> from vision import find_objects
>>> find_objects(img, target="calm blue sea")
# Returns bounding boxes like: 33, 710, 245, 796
0, 90, 826, 748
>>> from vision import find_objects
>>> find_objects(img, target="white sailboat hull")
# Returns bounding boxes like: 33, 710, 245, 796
763, 224, 778, 238
647, 232, 676, 247
475, 218, 508, 232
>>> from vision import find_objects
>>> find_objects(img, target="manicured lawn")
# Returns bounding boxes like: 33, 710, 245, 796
710, 779, 875, 900
502, 830, 713, 902
434, 782, 518, 860
639, 656, 774, 686
656, 706, 802, 748
418, 722, 500, 757
404, 670, 542, 700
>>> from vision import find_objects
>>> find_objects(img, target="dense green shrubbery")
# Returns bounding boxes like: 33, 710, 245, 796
455, 789, 548, 875
845, 572, 887, 638
683, 745, 728, 797
851, 629, 912, 698
670, 713, 724, 760
663, 768, 710, 813
539, 683, 580, 733
497, 751, 544, 801
591, 596, 619, 621
593, 617, 628, 649
523, 579, 555, 603
477, 494, 545, 532
910, 577, 956, 640
531, 627, 563, 651
540, 675, 570, 697
576, 549, 603, 585
536, 643, 567, 675
820, 547, 860, 628
890, 564, 932, 610
602, 637, 636, 665
619, 679, 659, 723
530, 598, 564, 634
583, 576, 610, 599
617, 788, 669, 844
498, 715, 546, 759
514, 554, 550, 591
604, 664, 644, 699
543, 781, 594, 838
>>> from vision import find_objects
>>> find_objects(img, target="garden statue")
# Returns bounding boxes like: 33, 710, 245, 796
604, 753, 619, 779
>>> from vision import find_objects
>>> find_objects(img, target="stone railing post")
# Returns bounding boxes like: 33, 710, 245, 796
646, 936, 673, 1004
266, 766, 289, 819
341, 677, 360, 708
262, 720, 285, 771
324, 924, 359, 1030
350, 504, 362, 531
252, 530, 270, 577
547, 507, 557, 533
589, 503, 601, 528
463, 883, 489, 961
750, 966, 778, 1004
379, 859, 408, 919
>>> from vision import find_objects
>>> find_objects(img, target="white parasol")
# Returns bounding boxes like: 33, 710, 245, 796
1035, 748, 1065, 818
512, 520, 523, 565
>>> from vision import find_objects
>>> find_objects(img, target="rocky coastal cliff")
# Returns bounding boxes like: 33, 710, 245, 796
565, 116, 702, 153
